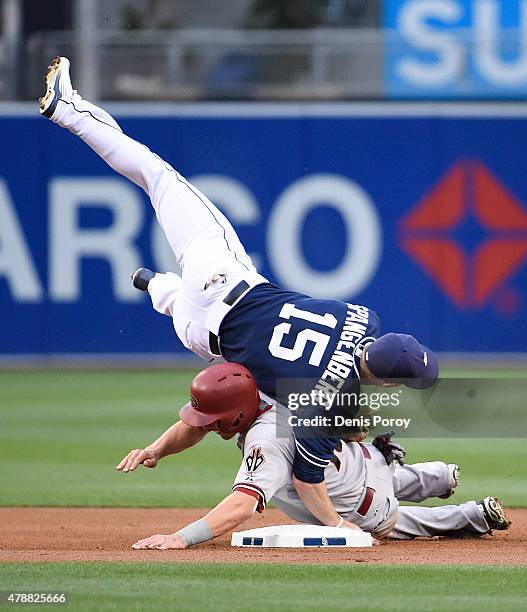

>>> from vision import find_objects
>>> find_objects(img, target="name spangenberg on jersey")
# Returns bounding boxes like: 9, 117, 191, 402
313, 303, 374, 406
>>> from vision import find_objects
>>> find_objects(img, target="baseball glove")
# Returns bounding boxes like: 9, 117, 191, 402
372, 431, 406, 466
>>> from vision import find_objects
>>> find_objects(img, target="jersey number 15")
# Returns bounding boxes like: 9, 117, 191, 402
268, 303, 337, 367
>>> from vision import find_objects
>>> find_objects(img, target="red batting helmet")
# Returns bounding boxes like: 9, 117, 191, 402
179, 363, 260, 439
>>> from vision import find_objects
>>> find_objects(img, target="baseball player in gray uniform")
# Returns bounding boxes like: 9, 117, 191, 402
116, 364, 510, 550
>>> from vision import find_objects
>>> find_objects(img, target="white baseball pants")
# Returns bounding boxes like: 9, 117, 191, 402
50, 95, 266, 360
390, 462, 490, 539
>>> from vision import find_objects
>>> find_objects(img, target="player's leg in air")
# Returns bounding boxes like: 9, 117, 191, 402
390, 462, 511, 538
393, 460, 461, 502
39, 57, 266, 359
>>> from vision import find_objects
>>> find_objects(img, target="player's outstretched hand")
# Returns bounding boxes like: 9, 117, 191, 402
115, 448, 158, 472
340, 519, 381, 545
132, 533, 187, 550
341, 519, 363, 531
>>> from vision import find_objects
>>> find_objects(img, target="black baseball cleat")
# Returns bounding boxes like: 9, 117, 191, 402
131, 268, 156, 292
478, 496, 511, 531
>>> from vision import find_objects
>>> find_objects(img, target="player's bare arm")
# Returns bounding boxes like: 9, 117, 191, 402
293, 477, 361, 530
116, 417, 207, 472
132, 491, 256, 550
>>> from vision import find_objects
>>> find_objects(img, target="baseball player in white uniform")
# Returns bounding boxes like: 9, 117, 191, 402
39, 57, 266, 363
116, 364, 510, 550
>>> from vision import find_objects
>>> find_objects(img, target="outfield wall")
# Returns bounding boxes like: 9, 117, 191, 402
1, 103, 527, 361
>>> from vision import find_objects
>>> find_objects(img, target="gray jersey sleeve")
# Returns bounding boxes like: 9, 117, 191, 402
232, 438, 292, 512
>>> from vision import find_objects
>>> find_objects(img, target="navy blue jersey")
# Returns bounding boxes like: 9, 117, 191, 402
219, 282, 381, 483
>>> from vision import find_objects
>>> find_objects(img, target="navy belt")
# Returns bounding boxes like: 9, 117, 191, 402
209, 331, 221, 356
209, 280, 251, 356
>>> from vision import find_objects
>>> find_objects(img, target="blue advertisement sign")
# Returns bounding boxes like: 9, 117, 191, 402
384, 0, 527, 98
1, 108, 527, 356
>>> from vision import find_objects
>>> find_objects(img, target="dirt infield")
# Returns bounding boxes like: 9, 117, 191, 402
1, 507, 525, 565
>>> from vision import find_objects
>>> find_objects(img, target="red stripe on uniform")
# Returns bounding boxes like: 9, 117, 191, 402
233, 485, 265, 513
359, 443, 371, 459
